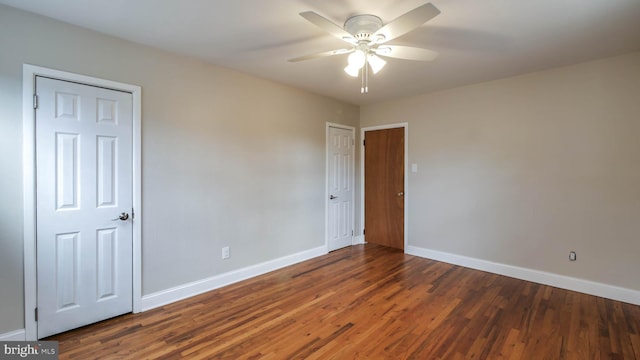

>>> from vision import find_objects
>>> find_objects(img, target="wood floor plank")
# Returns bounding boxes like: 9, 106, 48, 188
48, 244, 640, 359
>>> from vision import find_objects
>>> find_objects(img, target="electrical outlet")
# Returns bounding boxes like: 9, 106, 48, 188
569, 251, 576, 261
222, 246, 230, 260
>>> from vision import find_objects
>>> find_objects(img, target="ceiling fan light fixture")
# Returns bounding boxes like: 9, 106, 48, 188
344, 64, 360, 77
293, 3, 441, 93
347, 49, 366, 69
367, 54, 386, 74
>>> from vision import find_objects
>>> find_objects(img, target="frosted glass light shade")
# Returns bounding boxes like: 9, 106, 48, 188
347, 50, 366, 69
367, 54, 386, 74
344, 64, 360, 77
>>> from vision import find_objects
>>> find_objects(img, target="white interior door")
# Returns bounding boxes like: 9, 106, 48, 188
327, 126, 354, 251
35, 77, 133, 338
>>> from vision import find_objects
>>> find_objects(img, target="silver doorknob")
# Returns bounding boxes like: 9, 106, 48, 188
329, 195, 338, 200
397, 192, 404, 197
112, 212, 129, 221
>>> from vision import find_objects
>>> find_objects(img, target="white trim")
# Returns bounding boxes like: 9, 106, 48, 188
141, 246, 327, 311
22, 66, 37, 342
131, 80, 143, 315
360, 123, 409, 251
353, 235, 365, 245
22, 64, 143, 340
0, 329, 26, 341
407, 245, 640, 306
325, 123, 356, 252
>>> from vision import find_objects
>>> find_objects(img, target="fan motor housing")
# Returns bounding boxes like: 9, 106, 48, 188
344, 14, 383, 41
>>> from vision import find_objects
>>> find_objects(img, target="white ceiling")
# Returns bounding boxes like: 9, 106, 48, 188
2, 0, 640, 105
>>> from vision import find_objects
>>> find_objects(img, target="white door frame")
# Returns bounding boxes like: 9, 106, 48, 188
360, 123, 409, 251
325, 122, 356, 252
22, 64, 142, 340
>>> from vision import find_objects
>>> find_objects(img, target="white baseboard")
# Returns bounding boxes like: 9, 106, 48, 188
141, 246, 327, 311
0, 329, 26, 341
406, 245, 640, 306
353, 235, 365, 245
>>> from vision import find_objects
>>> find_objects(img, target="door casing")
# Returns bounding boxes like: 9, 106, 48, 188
360, 123, 409, 251
22, 64, 142, 340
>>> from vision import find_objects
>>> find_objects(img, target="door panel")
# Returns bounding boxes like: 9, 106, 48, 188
97, 136, 117, 207
36, 77, 133, 338
55, 232, 79, 310
96, 228, 118, 299
327, 126, 354, 251
364, 128, 405, 250
55, 133, 79, 210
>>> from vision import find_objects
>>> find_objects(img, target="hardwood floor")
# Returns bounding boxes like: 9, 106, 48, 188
49, 244, 640, 359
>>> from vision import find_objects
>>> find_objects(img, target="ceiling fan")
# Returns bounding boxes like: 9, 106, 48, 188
289, 3, 441, 93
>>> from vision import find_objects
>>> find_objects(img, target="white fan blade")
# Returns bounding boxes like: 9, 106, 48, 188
372, 3, 440, 44
300, 12, 357, 44
288, 48, 353, 62
374, 45, 438, 61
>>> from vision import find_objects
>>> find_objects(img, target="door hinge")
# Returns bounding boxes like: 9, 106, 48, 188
131, 208, 135, 220
363, 229, 365, 235
33, 94, 38, 109
352, 230, 354, 236
352, 138, 355, 146
35, 308, 38, 322
363, 139, 366, 146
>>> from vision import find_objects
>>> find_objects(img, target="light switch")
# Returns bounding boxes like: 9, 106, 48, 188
411, 163, 418, 173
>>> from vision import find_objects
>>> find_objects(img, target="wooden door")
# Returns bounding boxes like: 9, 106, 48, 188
36, 77, 133, 338
364, 128, 404, 250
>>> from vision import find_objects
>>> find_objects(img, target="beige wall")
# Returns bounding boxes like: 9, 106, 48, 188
1, 2, 638, 337
0, 5, 359, 334
361, 51, 640, 291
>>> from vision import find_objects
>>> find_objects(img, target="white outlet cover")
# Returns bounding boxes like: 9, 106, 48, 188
411, 163, 418, 173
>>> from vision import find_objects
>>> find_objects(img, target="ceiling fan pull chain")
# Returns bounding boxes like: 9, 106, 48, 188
364, 61, 369, 93
365, 61, 369, 93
